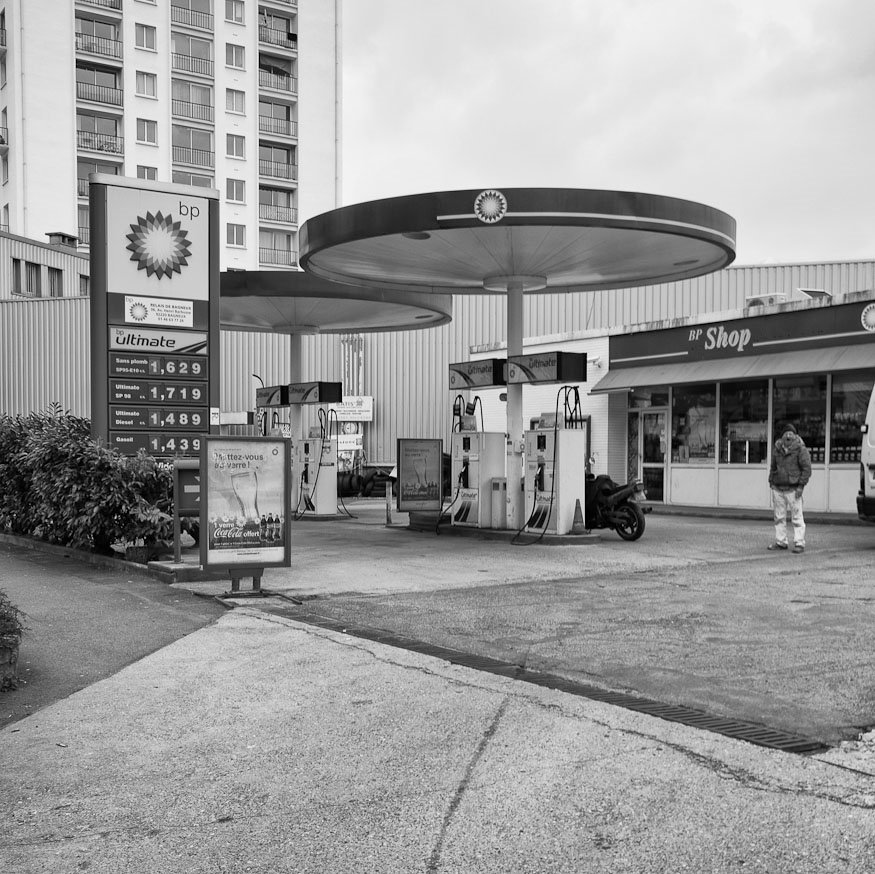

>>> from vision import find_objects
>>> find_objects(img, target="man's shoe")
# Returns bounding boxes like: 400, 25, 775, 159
792, 544, 805, 553
767, 542, 788, 551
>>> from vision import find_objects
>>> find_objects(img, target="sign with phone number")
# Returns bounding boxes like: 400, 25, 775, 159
110, 432, 204, 455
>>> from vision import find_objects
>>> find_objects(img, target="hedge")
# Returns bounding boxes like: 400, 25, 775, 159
0, 409, 172, 553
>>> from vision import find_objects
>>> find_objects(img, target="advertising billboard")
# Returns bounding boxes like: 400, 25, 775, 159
89, 175, 220, 456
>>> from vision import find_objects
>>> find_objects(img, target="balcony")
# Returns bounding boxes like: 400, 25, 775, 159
77, 0, 122, 9
77, 130, 124, 154
78, 226, 91, 244
259, 247, 297, 266
172, 98, 215, 123
258, 115, 297, 137
76, 81, 123, 106
171, 52, 214, 77
172, 145, 215, 168
75, 33, 123, 60
171, 5, 214, 30
259, 203, 297, 224
0, 29, 6, 52
258, 70, 296, 94
259, 25, 297, 50
0, 127, 8, 150
259, 159, 297, 181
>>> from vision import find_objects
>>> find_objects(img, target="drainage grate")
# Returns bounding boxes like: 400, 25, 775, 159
288, 610, 828, 755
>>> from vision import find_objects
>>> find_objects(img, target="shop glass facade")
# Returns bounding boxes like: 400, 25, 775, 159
830, 371, 871, 464
772, 376, 827, 464
719, 381, 769, 464
672, 385, 716, 464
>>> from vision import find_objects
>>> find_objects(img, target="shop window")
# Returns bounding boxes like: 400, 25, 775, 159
772, 375, 827, 463
719, 380, 769, 464
672, 385, 716, 463
628, 387, 668, 409
830, 371, 874, 464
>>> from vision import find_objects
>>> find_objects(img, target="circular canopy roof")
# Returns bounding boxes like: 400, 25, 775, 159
220, 269, 452, 334
300, 187, 736, 294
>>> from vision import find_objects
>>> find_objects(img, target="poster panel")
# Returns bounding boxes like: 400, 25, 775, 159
200, 437, 291, 569
396, 438, 443, 513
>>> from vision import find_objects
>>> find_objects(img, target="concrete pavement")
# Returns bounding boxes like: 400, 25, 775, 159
1, 501, 875, 871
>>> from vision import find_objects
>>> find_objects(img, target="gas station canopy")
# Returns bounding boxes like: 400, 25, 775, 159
299, 188, 737, 294
220, 269, 452, 334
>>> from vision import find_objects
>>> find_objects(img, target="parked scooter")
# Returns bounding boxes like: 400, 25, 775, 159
584, 471, 650, 540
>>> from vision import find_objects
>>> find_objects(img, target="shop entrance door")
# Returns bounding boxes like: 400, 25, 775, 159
638, 410, 667, 501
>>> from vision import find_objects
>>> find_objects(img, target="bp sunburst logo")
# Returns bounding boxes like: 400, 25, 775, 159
474, 190, 507, 224
125, 211, 192, 280
128, 301, 149, 322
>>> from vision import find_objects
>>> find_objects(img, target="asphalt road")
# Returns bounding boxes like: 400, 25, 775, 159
0, 543, 227, 729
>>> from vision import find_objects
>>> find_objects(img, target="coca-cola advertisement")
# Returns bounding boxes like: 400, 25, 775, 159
201, 436, 291, 569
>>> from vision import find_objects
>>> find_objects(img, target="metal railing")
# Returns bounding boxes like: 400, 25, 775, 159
77, 0, 122, 9
76, 130, 124, 154
76, 81, 123, 106
258, 115, 297, 137
0, 127, 8, 147
77, 179, 90, 197
172, 145, 215, 168
258, 159, 297, 180
75, 33, 123, 59
258, 70, 296, 93
258, 203, 297, 224
171, 52, 214, 77
259, 247, 297, 266
171, 5, 214, 30
258, 25, 297, 50
172, 98, 214, 122
78, 225, 91, 244
1, 29, 8, 48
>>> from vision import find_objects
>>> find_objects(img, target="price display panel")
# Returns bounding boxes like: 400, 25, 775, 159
110, 432, 204, 456
109, 352, 207, 379
110, 405, 208, 431
110, 378, 207, 404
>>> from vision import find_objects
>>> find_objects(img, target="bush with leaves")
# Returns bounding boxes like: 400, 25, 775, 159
0, 409, 173, 553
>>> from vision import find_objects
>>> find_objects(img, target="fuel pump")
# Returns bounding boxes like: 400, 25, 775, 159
523, 387, 589, 535
449, 395, 506, 528
293, 408, 339, 517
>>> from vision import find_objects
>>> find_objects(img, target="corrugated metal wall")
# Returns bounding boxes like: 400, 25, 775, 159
2, 261, 873, 462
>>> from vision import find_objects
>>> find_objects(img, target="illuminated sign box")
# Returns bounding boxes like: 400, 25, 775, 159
448, 359, 506, 389
256, 385, 289, 407
287, 381, 343, 404
507, 351, 587, 384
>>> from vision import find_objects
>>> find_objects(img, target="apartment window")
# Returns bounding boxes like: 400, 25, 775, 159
137, 165, 157, 180
226, 133, 245, 158
172, 171, 214, 188
226, 0, 244, 23
12, 259, 21, 295
1, 58, 6, 89
79, 275, 90, 297
25, 262, 42, 298
135, 71, 157, 98
137, 118, 158, 144
173, 79, 212, 106
227, 223, 245, 246
77, 113, 118, 136
48, 267, 63, 299
226, 88, 245, 114
135, 24, 157, 51
76, 16, 117, 40
2, 157, 7, 185
226, 43, 245, 68
226, 178, 245, 202
76, 64, 119, 89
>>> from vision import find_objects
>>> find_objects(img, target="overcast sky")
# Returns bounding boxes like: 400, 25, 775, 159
340, 0, 875, 267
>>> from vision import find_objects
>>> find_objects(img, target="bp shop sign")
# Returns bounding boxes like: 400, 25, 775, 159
89, 174, 221, 457
609, 299, 875, 369
200, 436, 291, 571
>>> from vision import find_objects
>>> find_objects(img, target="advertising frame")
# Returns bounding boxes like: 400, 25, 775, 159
396, 438, 443, 513
200, 436, 291, 571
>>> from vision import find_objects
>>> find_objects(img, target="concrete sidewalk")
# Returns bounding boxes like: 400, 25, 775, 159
2, 502, 874, 871
2, 605, 874, 873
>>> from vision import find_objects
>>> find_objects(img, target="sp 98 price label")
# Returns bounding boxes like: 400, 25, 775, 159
110, 379, 206, 404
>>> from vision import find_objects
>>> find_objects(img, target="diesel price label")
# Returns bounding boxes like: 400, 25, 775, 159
110, 406, 208, 430
109, 352, 206, 378
109, 378, 206, 404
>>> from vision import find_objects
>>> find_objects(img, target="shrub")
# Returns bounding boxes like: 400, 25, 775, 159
0, 589, 25, 692
0, 409, 173, 553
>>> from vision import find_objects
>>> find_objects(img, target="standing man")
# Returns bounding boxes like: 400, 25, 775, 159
768, 422, 812, 553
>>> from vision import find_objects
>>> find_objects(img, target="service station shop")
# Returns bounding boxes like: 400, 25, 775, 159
478, 292, 875, 516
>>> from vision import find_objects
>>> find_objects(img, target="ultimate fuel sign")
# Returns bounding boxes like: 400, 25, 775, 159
89, 175, 220, 456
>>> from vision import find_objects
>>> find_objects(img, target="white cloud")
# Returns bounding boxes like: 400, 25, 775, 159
341, 0, 875, 264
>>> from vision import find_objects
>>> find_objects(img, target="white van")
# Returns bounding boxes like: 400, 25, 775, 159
858, 385, 875, 523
